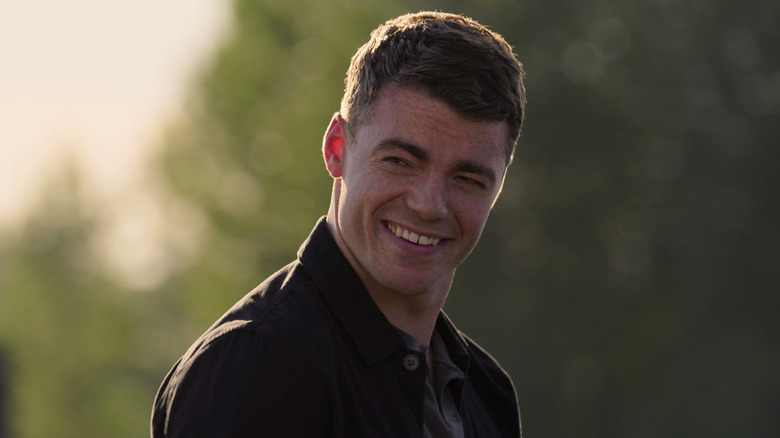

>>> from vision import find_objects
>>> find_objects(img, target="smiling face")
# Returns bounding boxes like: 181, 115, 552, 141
323, 85, 510, 305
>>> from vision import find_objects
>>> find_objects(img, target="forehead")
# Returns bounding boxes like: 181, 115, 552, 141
355, 86, 510, 165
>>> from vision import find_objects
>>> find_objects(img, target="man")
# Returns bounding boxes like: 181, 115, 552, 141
152, 11, 525, 437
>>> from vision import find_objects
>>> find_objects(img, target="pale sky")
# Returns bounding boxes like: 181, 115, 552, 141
0, 0, 230, 228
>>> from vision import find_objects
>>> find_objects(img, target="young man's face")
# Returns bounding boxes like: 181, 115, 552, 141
324, 85, 509, 301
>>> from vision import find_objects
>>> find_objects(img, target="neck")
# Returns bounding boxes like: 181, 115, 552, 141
368, 286, 448, 347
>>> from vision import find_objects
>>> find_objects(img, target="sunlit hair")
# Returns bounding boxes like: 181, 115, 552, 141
340, 11, 526, 163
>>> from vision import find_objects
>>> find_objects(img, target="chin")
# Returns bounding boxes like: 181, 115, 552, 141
379, 272, 446, 298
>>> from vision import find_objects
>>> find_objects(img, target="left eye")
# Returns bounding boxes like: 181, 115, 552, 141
456, 176, 484, 187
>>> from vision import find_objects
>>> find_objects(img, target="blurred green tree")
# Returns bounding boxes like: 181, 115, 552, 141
0, 161, 158, 438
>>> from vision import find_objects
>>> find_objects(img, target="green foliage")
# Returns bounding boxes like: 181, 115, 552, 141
0, 163, 159, 438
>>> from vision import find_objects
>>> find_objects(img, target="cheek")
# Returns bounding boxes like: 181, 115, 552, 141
347, 171, 402, 205
458, 200, 495, 237
338, 175, 382, 225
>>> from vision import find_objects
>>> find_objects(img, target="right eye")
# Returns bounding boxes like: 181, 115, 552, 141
384, 156, 409, 166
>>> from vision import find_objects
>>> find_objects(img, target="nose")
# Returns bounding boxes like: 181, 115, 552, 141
406, 176, 448, 222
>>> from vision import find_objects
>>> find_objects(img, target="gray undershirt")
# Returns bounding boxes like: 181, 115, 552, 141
396, 328, 466, 438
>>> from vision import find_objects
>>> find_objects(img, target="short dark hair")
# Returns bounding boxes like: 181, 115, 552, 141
340, 11, 526, 163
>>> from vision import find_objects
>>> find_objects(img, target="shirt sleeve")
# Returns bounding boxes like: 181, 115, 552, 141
157, 329, 332, 437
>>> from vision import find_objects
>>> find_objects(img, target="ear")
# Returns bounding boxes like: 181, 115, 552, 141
323, 113, 346, 178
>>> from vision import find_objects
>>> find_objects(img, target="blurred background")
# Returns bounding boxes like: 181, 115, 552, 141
1, 0, 778, 436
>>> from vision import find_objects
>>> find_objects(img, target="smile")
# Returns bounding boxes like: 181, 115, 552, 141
386, 222, 442, 246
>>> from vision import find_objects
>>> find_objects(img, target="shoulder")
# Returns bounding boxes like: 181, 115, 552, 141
177, 260, 338, 377
153, 329, 333, 437
152, 263, 338, 436
207, 260, 333, 345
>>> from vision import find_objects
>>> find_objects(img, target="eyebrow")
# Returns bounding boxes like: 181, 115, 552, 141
375, 138, 428, 161
454, 160, 498, 186
375, 138, 498, 186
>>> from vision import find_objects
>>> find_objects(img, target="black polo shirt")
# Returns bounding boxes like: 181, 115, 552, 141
151, 218, 521, 437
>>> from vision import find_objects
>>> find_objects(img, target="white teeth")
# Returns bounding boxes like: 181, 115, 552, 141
387, 223, 441, 246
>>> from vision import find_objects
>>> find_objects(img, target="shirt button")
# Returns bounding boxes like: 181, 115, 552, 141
403, 354, 420, 371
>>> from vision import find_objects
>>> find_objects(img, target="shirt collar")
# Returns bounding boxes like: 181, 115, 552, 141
298, 217, 406, 365
434, 312, 472, 377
